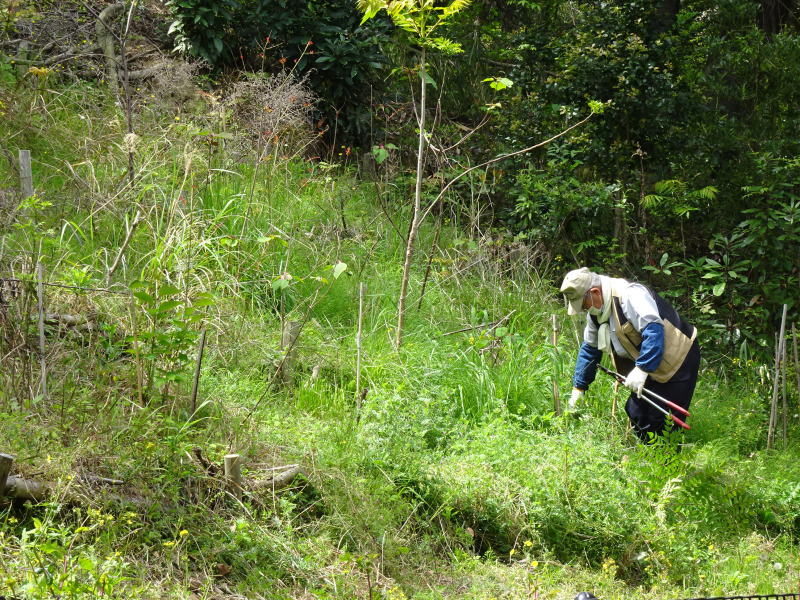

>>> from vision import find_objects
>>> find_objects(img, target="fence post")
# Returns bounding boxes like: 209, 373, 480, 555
224, 454, 242, 501
19, 149, 33, 199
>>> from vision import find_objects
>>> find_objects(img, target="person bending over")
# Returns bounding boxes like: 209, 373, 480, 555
559, 267, 700, 442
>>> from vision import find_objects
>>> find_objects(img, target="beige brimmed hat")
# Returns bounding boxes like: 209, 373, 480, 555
560, 267, 594, 315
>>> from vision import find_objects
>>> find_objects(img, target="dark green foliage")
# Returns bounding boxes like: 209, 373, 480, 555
166, 0, 391, 142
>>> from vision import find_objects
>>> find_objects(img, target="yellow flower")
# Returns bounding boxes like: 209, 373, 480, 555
163, 541, 176, 548
27, 66, 51, 77
524, 540, 533, 547
509, 548, 516, 556
179, 529, 189, 537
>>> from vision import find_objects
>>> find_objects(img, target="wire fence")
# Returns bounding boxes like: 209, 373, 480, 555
679, 595, 800, 600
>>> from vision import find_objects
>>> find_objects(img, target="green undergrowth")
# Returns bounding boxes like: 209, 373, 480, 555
0, 82, 799, 599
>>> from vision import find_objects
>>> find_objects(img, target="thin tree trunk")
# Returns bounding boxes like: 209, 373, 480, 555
96, 3, 124, 94
395, 48, 426, 349
120, 2, 136, 187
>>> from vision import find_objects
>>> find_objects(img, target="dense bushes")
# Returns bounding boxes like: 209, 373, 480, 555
166, 0, 391, 142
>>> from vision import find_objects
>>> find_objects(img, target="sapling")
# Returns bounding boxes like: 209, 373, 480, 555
360, 0, 599, 348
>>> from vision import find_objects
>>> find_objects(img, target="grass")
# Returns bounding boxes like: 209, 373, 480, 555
0, 78, 799, 599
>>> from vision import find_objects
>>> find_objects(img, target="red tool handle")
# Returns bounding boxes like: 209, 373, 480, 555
668, 412, 691, 430
637, 389, 692, 430
597, 364, 690, 417
647, 392, 690, 418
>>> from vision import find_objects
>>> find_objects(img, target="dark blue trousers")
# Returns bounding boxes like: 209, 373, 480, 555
624, 341, 701, 443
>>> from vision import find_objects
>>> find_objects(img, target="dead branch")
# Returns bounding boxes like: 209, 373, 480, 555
440, 310, 516, 337
126, 61, 170, 80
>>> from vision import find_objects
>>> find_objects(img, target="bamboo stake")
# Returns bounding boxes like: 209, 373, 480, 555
224, 454, 242, 501
190, 329, 207, 416
36, 262, 48, 403
552, 314, 561, 416
767, 304, 788, 449
356, 283, 365, 411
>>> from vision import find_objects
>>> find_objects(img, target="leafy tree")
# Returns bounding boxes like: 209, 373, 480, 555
166, 0, 391, 142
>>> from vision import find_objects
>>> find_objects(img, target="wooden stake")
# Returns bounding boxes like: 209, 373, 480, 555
224, 454, 242, 501
552, 314, 561, 416
793, 323, 799, 415
0, 453, 13, 497
782, 335, 788, 447
767, 304, 788, 449
356, 283, 365, 410
36, 262, 48, 403
19, 149, 33, 199
190, 329, 207, 416
279, 320, 301, 387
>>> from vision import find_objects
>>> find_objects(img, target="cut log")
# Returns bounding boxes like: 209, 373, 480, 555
252, 464, 304, 492
0, 454, 13, 496
224, 454, 242, 501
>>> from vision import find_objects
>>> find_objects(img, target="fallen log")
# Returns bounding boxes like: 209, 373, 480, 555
251, 464, 304, 492
4, 475, 50, 502
0, 454, 160, 510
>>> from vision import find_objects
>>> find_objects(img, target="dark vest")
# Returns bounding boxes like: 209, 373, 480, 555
592, 286, 696, 383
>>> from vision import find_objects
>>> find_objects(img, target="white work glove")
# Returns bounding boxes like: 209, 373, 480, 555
624, 367, 648, 397
568, 388, 584, 411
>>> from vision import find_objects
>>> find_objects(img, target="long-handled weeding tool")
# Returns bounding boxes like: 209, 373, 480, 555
597, 364, 691, 430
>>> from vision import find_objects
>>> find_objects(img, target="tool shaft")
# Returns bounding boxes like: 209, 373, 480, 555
597, 364, 691, 417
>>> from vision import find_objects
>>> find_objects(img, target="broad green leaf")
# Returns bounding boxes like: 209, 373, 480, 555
713, 282, 726, 296
160, 284, 181, 296
372, 145, 389, 164
132, 291, 154, 304
419, 70, 437, 88
333, 262, 347, 279
272, 278, 290, 291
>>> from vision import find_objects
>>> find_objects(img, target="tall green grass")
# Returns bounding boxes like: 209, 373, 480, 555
1, 80, 798, 600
